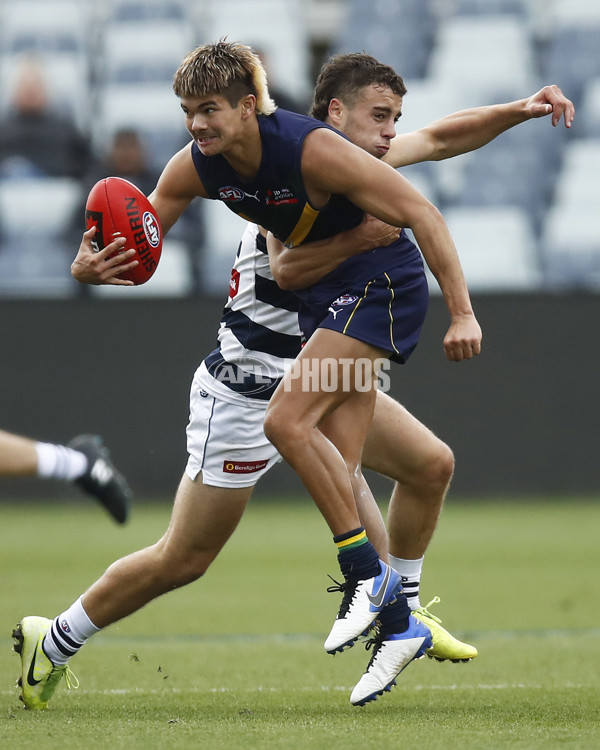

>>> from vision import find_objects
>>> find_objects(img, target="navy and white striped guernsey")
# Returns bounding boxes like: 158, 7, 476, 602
199, 222, 427, 403
201, 223, 301, 404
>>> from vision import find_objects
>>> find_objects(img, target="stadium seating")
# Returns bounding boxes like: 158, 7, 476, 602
98, 20, 195, 86
0, 177, 81, 239
95, 83, 188, 173
0, 54, 90, 130
541, 23, 600, 109
546, 0, 600, 24
427, 15, 537, 101
434, 206, 542, 291
446, 0, 529, 16
552, 138, 600, 209
453, 121, 564, 231
0, 0, 94, 129
542, 205, 600, 290
0, 176, 82, 296
0, 0, 599, 294
90, 3, 197, 168
578, 77, 600, 138
205, 0, 311, 106
200, 201, 250, 291
398, 165, 440, 206
394, 77, 482, 206
335, 0, 437, 80
0, 0, 91, 57
104, 0, 189, 23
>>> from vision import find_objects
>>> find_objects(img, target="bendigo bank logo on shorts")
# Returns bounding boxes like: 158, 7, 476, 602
223, 459, 269, 474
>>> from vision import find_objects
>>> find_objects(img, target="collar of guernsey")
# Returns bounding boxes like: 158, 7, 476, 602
190, 108, 364, 247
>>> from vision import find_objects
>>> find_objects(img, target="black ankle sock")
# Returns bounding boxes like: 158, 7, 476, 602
338, 543, 380, 580
377, 595, 411, 635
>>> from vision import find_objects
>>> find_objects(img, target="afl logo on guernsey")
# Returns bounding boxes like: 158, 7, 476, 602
143, 211, 161, 247
219, 186, 245, 202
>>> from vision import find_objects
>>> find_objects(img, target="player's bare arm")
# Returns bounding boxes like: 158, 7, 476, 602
148, 143, 209, 233
302, 129, 481, 361
267, 214, 401, 290
386, 84, 575, 168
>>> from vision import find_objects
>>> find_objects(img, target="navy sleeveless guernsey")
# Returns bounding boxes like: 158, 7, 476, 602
190, 108, 364, 247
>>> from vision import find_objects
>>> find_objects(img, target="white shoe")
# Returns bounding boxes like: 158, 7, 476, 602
350, 615, 432, 706
324, 561, 403, 654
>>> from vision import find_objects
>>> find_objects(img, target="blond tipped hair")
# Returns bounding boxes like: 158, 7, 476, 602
173, 39, 276, 115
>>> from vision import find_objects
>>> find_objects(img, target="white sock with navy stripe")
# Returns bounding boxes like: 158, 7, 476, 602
388, 554, 424, 610
43, 597, 100, 666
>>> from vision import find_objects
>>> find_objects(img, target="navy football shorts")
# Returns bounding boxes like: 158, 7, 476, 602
298, 255, 429, 364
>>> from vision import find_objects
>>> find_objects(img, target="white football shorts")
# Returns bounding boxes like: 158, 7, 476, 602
185, 367, 282, 488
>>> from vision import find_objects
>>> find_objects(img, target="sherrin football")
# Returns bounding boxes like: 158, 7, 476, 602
85, 176, 162, 285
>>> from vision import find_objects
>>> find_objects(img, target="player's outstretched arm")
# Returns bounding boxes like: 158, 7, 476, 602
387, 84, 575, 169
267, 215, 401, 290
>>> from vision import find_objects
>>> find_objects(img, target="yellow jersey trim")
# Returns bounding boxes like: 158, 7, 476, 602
284, 203, 320, 247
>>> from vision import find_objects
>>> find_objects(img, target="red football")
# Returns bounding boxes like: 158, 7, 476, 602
85, 177, 162, 285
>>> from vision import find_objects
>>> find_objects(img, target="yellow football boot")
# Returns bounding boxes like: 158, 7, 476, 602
412, 597, 478, 662
12, 616, 78, 709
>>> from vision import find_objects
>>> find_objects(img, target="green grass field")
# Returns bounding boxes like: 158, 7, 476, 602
1, 496, 599, 750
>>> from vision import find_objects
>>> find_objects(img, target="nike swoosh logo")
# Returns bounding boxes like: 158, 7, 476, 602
27, 643, 43, 686
367, 565, 391, 609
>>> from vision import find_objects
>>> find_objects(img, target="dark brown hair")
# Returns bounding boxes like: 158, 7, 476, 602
311, 53, 407, 121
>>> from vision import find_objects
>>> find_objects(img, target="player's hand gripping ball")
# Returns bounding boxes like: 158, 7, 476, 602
85, 177, 162, 285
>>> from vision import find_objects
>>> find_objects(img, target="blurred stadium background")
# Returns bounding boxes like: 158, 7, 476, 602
1, 0, 599, 501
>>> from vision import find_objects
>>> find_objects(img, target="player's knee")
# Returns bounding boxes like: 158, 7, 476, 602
401, 439, 454, 498
421, 440, 455, 494
153, 542, 213, 588
174, 554, 212, 585
263, 405, 301, 454
262, 408, 279, 446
